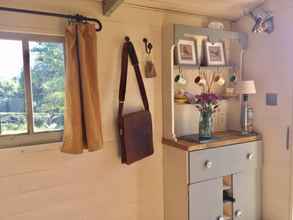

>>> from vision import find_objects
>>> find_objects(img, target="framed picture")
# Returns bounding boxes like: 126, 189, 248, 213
204, 41, 226, 66
177, 39, 197, 65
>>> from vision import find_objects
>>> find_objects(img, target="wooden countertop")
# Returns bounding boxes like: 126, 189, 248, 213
162, 131, 262, 152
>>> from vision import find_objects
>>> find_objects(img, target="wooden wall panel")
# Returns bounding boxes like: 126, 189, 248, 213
0, 0, 230, 219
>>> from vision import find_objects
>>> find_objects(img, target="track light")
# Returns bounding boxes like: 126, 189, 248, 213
249, 7, 274, 34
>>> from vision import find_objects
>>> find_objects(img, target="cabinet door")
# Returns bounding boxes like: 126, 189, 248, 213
189, 178, 223, 220
233, 170, 261, 220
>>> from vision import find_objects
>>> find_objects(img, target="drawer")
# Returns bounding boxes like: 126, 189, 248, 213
189, 141, 262, 183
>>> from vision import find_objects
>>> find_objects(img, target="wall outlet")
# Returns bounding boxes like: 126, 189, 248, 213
266, 93, 278, 106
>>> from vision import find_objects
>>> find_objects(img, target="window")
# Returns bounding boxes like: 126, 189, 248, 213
0, 33, 65, 147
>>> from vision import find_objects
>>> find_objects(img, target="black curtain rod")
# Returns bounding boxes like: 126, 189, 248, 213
0, 6, 102, 32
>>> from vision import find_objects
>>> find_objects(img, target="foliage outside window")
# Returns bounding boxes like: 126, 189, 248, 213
0, 33, 65, 147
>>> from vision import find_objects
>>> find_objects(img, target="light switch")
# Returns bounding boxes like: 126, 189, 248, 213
266, 93, 278, 106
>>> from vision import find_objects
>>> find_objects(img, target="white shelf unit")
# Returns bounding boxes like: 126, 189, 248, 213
162, 24, 248, 141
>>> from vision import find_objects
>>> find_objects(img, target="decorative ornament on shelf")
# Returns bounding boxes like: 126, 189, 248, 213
204, 41, 226, 66
193, 35, 208, 66
208, 22, 225, 31
186, 71, 225, 140
176, 39, 198, 65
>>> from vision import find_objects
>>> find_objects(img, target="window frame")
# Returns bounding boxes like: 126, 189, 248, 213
0, 32, 65, 148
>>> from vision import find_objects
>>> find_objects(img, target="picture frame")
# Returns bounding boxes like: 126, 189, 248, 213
204, 41, 226, 66
176, 39, 197, 66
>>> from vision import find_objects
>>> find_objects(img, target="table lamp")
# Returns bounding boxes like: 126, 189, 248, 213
235, 80, 256, 135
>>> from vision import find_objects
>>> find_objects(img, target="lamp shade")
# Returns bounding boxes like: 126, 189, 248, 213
235, 80, 256, 95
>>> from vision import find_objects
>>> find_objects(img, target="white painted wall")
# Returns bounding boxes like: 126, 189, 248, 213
233, 1, 293, 219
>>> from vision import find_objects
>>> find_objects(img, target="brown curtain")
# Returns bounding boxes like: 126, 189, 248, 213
62, 23, 103, 154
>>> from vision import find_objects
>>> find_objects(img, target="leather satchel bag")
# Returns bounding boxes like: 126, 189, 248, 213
118, 38, 154, 165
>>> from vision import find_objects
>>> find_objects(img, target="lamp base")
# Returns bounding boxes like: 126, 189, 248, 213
240, 95, 249, 134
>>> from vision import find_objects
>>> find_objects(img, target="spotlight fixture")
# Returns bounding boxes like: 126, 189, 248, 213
249, 7, 274, 34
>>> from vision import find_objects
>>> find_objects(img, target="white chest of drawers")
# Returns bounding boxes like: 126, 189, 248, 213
163, 133, 262, 220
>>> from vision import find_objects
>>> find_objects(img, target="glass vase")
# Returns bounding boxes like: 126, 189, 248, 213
199, 112, 213, 140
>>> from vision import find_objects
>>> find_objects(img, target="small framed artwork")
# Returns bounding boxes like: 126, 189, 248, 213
177, 39, 197, 65
204, 41, 226, 66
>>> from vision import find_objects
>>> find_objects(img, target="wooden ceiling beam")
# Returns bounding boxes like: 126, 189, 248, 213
103, 0, 124, 16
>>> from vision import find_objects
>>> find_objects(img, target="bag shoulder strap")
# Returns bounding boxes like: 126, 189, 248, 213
118, 39, 150, 118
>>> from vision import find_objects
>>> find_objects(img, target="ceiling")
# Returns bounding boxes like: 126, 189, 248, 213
123, 0, 264, 20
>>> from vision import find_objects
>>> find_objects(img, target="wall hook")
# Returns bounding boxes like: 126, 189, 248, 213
143, 38, 153, 55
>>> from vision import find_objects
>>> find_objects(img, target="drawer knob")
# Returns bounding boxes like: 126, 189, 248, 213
205, 160, 213, 168
235, 210, 243, 217
247, 153, 254, 160
217, 216, 225, 220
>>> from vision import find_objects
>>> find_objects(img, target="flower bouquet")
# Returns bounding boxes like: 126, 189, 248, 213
195, 93, 220, 139
185, 72, 224, 139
